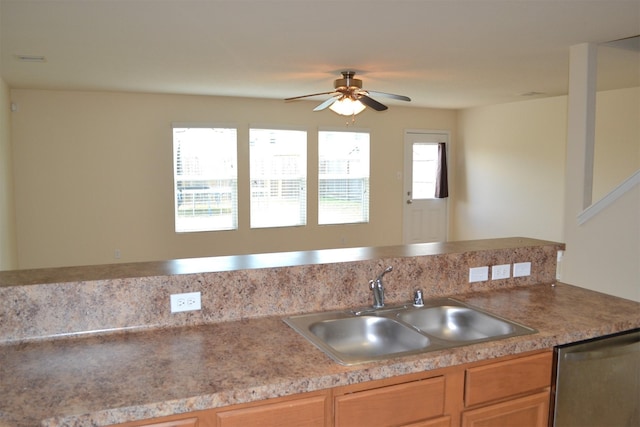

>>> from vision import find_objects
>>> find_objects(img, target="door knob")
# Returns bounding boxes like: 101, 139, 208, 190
406, 199, 413, 204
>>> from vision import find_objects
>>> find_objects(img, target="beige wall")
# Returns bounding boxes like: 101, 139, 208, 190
8, 85, 639, 300
561, 44, 639, 302
0, 78, 18, 270
562, 184, 639, 301
453, 96, 567, 242
10, 89, 456, 268
594, 87, 640, 201
453, 86, 639, 302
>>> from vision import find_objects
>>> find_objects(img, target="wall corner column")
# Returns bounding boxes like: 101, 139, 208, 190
565, 43, 597, 219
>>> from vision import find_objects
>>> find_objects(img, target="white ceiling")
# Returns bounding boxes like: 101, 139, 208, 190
1, 0, 639, 110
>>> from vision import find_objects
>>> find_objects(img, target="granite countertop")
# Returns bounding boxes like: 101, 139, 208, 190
1, 282, 639, 427
0, 237, 557, 287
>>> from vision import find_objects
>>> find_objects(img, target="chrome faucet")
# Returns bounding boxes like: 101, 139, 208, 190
369, 266, 393, 309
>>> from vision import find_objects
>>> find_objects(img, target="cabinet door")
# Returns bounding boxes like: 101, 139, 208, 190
335, 376, 446, 427
461, 391, 550, 427
215, 394, 327, 427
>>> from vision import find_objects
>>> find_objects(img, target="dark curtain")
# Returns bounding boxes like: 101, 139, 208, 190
435, 142, 449, 198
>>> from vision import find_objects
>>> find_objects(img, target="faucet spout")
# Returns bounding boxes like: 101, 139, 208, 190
369, 279, 384, 308
369, 266, 393, 309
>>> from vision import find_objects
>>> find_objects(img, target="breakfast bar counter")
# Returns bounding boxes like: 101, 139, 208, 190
1, 282, 639, 427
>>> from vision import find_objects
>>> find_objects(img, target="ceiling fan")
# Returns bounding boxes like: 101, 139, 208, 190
285, 71, 411, 116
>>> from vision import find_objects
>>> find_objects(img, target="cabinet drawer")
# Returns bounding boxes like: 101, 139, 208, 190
403, 415, 451, 427
335, 376, 446, 427
462, 390, 550, 427
113, 414, 209, 427
216, 394, 327, 427
137, 419, 198, 427
465, 352, 552, 407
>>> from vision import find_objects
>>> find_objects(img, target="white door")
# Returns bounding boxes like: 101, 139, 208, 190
403, 131, 449, 244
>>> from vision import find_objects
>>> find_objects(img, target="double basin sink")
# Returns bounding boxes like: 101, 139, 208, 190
284, 298, 536, 365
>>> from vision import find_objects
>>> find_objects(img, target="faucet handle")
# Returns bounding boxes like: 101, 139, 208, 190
379, 266, 393, 279
413, 289, 424, 307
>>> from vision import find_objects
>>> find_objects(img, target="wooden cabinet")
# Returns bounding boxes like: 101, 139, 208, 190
113, 410, 215, 427
110, 350, 553, 427
111, 391, 329, 427
114, 413, 215, 427
462, 352, 553, 427
403, 418, 451, 427
334, 376, 448, 427
216, 393, 328, 427
461, 391, 550, 427
464, 351, 552, 407
135, 419, 199, 427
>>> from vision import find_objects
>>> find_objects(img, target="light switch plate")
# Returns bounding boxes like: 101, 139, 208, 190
469, 266, 489, 283
513, 262, 532, 277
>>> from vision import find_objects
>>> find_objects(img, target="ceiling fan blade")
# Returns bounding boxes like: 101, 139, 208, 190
358, 94, 388, 111
313, 96, 340, 111
285, 91, 338, 101
365, 90, 411, 102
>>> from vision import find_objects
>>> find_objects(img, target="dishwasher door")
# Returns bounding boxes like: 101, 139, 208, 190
551, 329, 640, 427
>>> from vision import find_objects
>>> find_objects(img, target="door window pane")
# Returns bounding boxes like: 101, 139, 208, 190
412, 143, 438, 199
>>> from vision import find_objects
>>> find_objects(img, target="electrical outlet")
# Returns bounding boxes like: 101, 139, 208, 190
170, 291, 202, 313
469, 266, 489, 283
513, 262, 532, 277
491, 264, 511, 280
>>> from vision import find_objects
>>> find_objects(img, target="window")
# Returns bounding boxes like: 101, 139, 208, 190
173, 126, 237, 232
411, 143, 439, 199
318, 130, 370, 224
250, 128, 307, 228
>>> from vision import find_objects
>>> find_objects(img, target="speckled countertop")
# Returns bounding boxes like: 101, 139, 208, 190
1, 282, 639, 427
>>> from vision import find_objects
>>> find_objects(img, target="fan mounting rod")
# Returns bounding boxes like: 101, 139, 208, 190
334, 71, 362, 90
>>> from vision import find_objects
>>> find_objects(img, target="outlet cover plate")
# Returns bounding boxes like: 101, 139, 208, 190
170, 291, 202, 313
469, 266, 489, 283
492, 264, 511, 280
513, 262, 532, 277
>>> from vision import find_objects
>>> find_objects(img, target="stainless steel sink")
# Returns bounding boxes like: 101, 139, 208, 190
397, 305, 518, 341
284, 298, 536, 365
285, 311, 432, 365
310, 316, 431, 360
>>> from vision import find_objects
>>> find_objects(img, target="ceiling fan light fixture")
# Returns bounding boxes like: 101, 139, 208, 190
329, 97, 366, 116
285, 71, 410, 118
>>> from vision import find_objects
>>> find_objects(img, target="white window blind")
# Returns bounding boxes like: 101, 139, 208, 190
249, 128, 307, 228
173, 126, 238, 232
318, 130, 370, 225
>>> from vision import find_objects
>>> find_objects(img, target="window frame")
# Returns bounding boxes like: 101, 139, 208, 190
172, 123, 239, 233
248, 127, 308, 229
318, 128, 371, 225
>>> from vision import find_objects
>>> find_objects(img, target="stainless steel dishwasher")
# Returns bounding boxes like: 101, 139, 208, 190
551, 328, 640, 427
